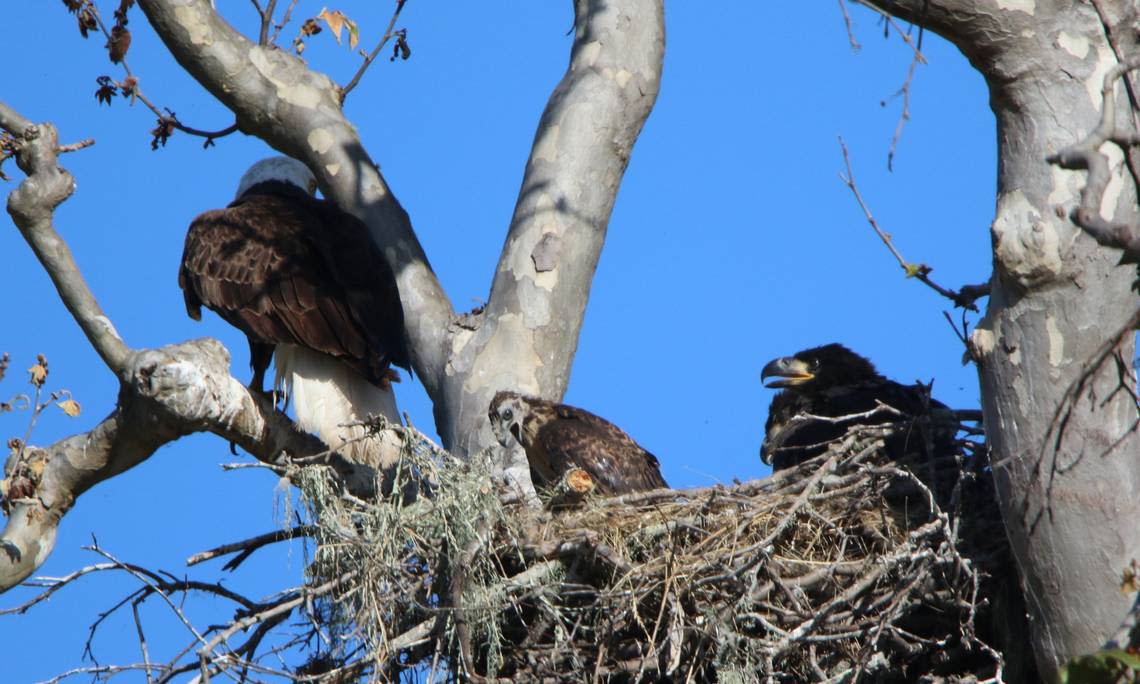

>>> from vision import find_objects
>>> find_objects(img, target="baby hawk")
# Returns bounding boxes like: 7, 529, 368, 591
760, 344, 955, 471
488, 391, 668, 495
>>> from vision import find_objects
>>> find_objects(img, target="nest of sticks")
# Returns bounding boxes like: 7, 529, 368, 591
296, 420, 1028, 683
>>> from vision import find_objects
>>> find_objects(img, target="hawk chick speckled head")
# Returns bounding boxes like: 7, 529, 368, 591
492, 392, 531, 446
489, 390, 542, 448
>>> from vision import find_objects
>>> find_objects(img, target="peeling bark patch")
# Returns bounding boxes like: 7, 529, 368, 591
1046, 315, 1064, 369
531, 233, 561, 272
1056, 32, 1089, 60
174, 6, 211, 45
518, 278, 552, 328
1087, 43, 1117, 106
992, 190, 1063, 286
308, 128, 335, 154
580, 41, 602, 67
93, 315, 122, 343
1047, 164, 1080, 207
534, 125, 560, 163
970, 327, 995, 360
1099, 142, 1126, 221
249, 48, 322, 109
463, 314, 542, 394
606, 68, 633, 88
995, 0, 1034, 14
32, 533, 54, 569
326, 163, 340, 177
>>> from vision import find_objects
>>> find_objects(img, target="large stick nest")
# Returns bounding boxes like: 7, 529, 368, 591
297, 422, 1028, 683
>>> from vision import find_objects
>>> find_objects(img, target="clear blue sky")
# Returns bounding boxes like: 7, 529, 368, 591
1, 2, 994, 680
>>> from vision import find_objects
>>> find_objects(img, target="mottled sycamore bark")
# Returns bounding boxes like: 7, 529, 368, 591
861, 0, 1140, 678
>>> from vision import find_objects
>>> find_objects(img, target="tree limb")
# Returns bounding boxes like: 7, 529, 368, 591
0, 338, 336, 592
0, 102, 131, 374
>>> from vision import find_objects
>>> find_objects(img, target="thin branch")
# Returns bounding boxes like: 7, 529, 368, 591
1, 101, 132, 373
195, 571, 356, 681
259, 0, 279, 45
269, 0, 302, 45
1047, 54, 1140, 261
838, 137, 985, 311
85, 3, 239, 147
837, 0, 861, 51
340, 0, 409, 101
186, 525, 318, 568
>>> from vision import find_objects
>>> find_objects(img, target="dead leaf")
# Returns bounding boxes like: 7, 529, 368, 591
317, 8, 358, 49
346, 18, 359, 50
27, 356, 47, 388
318, 8, 346, 44
108, 25, 131, 64
57, 399, 81, 417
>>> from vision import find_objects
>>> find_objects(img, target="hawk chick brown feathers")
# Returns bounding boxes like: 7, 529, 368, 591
489, 391, 668, 496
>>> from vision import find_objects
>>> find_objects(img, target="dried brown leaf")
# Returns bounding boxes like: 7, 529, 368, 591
108, 25, 131, 64
57, 399, 81, 417
27, 356, 47, 388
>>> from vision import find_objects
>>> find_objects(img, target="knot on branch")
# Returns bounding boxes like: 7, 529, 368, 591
128, 339, 234, 426
5, 123, 76, 222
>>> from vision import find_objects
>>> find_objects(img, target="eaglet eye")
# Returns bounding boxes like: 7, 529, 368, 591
501, 408, 513, 421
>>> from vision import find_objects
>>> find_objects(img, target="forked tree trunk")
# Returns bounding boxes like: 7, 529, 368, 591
863, 1, 1140, 678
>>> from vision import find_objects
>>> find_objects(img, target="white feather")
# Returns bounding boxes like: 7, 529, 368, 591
235, 157, 317, 199
274, 344, 401, 465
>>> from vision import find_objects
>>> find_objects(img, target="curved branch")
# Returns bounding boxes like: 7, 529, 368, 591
1, 102, 131, 374
135, 0, 454, 395
0, 338, 331, 593
1047, 55, 1140, 262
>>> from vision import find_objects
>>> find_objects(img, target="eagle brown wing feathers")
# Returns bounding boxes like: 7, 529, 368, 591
179, 182, 409, 389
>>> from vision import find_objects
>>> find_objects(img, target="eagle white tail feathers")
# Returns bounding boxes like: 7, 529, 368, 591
274, 345, 401, 467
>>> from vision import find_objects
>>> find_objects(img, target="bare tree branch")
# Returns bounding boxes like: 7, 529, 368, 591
84, 2, 240, 147
0, 102, 131, 373
0, 338, 335, 592
186, 525, 318, 568
1048, 55, 1140, 262
838, 137, 987, 311
340, 0, 409, 101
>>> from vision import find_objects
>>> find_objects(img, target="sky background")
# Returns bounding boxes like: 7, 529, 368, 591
1, 2, 996, 680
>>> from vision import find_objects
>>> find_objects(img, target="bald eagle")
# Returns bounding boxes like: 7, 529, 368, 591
488, 391, 668, 496
760, 344, 954, 471
178, 157, 410, 462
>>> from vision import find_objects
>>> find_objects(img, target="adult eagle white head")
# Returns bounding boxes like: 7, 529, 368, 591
178, 156, 410, 463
